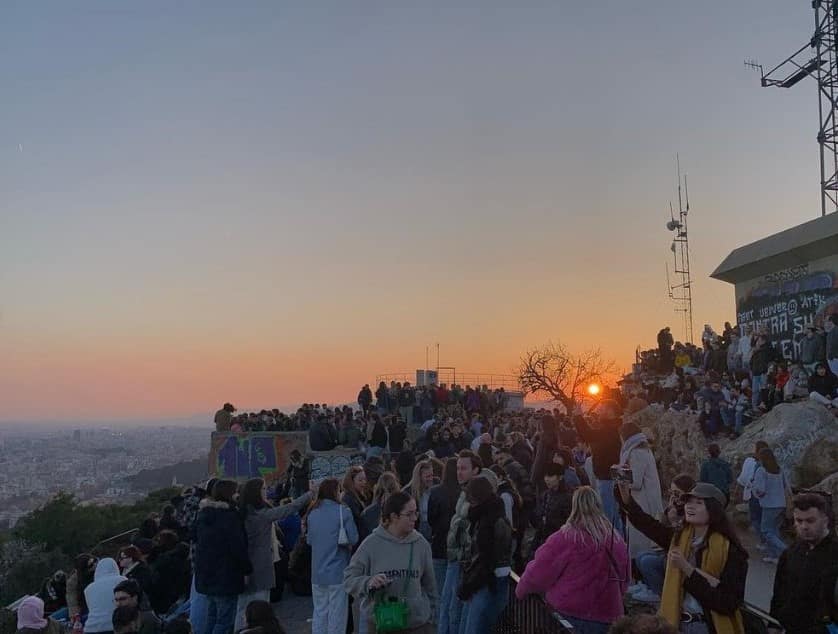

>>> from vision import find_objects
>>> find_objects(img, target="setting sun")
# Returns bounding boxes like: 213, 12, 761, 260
587, 383, 602, 396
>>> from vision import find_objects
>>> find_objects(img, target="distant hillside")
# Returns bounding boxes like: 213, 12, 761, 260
126, 456, 208, 490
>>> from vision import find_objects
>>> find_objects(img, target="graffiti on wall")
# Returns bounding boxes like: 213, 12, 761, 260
736, 270, 838, 358
309, 452, 365, 481
208, 432, 308, 485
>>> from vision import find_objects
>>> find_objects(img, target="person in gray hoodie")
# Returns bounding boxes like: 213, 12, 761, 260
344, 491, 437, 634
235, 478, 312, 631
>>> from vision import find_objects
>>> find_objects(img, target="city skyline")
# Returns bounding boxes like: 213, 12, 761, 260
1, 2, 827, 421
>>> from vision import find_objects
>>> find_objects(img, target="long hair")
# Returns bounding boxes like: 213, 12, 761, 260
409, 461, 433, 501
244, 600, 285, 634
310, 478, 341, 512
560, 486, 614, 548
372, 472, 401, 508
758, 448, 781, 474
681, 496, 745, 554
441, 457, 459, 496
489, 464, 523, 509
240, 478, 267, 518
342, 466, 368, 504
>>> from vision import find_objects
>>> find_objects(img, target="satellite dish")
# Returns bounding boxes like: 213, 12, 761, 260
666, 219, 681, 232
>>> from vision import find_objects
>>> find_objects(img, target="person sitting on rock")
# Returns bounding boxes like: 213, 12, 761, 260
808, 362, 838, 408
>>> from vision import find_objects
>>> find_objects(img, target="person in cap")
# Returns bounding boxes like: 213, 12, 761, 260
214, 403, 236, 432
617, 482, 747, 633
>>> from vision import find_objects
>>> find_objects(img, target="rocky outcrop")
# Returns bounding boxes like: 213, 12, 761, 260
722, 401, 838, 488
624, 404, 708, 487
811, 472, 838, 518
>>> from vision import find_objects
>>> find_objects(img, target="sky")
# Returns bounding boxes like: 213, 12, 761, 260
0, 1, 828, 422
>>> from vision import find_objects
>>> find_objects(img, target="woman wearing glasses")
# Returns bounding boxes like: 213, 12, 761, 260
344, 491, 438, 634
516, 486, 629, 634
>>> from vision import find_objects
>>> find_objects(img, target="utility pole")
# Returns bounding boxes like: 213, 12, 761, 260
747, 1, 838, 216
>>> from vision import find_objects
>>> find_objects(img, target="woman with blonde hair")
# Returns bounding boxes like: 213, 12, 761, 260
517, 486, 629, 633
404, 460, 435, 540
360, 472, 401, 537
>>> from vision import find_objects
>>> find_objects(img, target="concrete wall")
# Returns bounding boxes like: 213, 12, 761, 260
734, 253, 838, 359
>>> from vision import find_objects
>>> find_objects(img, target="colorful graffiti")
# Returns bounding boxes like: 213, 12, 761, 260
737, 270, 838, 359
208, 432, 307, 485
208, 432, 366, 485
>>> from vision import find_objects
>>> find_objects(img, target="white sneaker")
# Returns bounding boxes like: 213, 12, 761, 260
627, 582, 647, 596
632, 588, 661, 603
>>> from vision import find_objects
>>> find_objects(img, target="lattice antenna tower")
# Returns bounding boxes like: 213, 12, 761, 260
666, 156, 694, 345
746, 1, 838, 216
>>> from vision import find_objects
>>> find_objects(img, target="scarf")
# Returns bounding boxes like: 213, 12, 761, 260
659, 527, 744, 634
619, 432, 648, 465
17, 596, 48, 630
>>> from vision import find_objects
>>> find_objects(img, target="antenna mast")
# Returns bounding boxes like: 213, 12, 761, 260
746, 1, 838, 216
666, 156, 694, 344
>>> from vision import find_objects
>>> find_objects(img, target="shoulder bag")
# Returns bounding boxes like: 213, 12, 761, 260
373, 542, 413, 632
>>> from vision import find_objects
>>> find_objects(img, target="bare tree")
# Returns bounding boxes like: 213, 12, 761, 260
518, 341, 615, 413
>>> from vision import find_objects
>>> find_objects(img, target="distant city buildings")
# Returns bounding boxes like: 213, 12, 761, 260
0, 426, 209, 527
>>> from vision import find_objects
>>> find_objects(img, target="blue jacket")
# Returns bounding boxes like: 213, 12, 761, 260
194, 499, 252, 596
307, 499, 359, 586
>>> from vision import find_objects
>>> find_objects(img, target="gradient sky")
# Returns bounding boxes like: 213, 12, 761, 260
0, 1, 827, 421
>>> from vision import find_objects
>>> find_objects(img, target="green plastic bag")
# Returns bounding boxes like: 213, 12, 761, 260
372, 542, 413, 632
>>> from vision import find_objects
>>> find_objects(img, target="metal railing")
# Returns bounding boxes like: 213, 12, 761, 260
493, 572, 575, 633
375, 370, 522, 391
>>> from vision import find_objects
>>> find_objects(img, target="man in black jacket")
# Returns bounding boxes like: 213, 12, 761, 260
574, 400, 623, 530
769, 491, 838, 634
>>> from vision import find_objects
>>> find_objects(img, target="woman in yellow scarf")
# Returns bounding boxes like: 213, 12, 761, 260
617, 482, 747, 634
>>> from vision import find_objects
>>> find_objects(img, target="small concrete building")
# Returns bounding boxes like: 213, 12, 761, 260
711, 214, 838, 359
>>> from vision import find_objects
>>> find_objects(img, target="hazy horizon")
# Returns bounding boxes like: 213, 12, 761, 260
2, 2, 824, 421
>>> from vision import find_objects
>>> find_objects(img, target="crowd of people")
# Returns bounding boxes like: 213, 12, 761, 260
212, 383, 510, 435
631, 318, 838, 440
14, 391, 837, 634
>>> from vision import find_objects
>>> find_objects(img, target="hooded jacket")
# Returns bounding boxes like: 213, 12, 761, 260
83, 558, 127, 633
148, 542, 190, 614
343, 526, 437, 631
458, 496, 512, 600
194, 499, 252, 596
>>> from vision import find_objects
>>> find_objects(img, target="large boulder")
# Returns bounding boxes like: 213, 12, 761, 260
722, 401, 838, 488
624, 404, 708, 487
811, 472, 838, 518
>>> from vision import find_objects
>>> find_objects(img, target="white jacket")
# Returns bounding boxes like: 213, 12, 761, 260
83, 558, 127, 633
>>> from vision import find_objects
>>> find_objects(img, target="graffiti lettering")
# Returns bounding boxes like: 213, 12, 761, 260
764, 264, 809, 283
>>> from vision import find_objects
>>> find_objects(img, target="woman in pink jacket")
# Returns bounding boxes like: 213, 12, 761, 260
516, 486, 629, 634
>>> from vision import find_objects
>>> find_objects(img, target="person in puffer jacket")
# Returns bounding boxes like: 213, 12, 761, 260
194, 479, 252, 634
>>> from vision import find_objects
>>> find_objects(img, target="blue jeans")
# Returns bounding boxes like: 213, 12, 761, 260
760, 506, 788, 558
597, 479, 623, 533
433, 559, 448, 603
720, 406, 734, 430
205, 595, 237, 634
752, 374, 766, 408
189, 576, 209, 634
748, 496, 763, 541
461, 576, 509, 634
635, 550, 666, 595
437, 561, 463, 634
565, 616, 610, 634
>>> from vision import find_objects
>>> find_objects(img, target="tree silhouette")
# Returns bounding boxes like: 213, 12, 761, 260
518, 341, 615, 413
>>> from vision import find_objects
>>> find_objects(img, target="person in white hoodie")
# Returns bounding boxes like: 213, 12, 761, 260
83, 558, 127, 634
